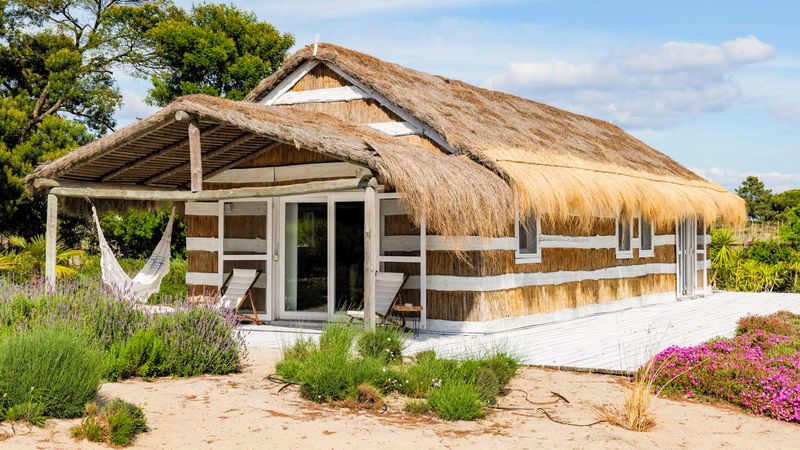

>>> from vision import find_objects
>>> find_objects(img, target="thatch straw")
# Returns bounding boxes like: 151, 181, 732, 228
248, 43, 745, 227
25, 95, 512, 237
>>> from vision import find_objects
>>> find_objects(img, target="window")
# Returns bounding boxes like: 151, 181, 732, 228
616, 217, 633, 258
516, 213, 541, 263
639, 217, 654, 257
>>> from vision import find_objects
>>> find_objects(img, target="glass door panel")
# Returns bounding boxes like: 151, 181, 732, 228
283, 202, 328, 317
334, 202, 365, 312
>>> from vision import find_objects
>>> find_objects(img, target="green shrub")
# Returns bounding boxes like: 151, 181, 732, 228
475, 368, 500, 403
297, 348, 355, 402
318, 322, 358, 354
148, 308, 242, 377
744, 240, 795, 265
71, 417, 107, 442
356, 325, 405, 362
0, 294, 42, 329
71, 399, 148, 447
0, 326, 104, 418
108, 329, 167, 379
479, 352, 520, 387
105, 399, 148, 447
404, 399, 431, 415
4, 401, 45, 427
427, 380, 486, 421
275, 338, 316, 381
401, 354, 459, 398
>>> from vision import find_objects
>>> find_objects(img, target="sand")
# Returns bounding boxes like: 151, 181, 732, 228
2, 347, 797, 449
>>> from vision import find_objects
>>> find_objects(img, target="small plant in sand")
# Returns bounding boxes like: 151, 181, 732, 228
275, 323, 521, 421
71, 399, 148, 447
600, 357, 662, 432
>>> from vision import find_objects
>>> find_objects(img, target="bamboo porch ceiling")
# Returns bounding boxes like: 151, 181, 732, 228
73, 120, 276, 188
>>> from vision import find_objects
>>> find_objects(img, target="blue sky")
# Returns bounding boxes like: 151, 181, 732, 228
115, 0, 800, 191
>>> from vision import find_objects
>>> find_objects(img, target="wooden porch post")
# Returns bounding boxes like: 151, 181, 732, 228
363, 183, 377, 330
188, 118, 203, 192
44, 193, 58, 283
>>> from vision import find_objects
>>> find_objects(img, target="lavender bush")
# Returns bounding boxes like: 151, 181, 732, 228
651, 311, 800, 422
0, 277, 246, 380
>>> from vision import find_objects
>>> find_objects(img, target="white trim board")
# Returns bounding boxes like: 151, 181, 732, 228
272, 85, 369, 105
380, 234, 677, 252
187, 271, 267, 289
266, 60, 455, 154
365, 121, 421, 136
187, 237, 268, 253
260, 60, 319, 105
205, 162, 370, 184
186, 201, 270, 216
426, 291, 678, 334
403, 263, 676, 292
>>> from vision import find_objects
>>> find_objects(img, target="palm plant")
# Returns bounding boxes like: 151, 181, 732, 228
710, 227, 740, 289
5, 235, 84, 279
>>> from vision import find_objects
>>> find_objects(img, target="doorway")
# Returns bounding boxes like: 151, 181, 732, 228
277, 192, 365, 320
676, 218, 706, 298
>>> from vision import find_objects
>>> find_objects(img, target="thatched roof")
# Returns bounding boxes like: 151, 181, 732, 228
25, 95, 513, 236
27, 43, 744, 236
247, 43, 745, 226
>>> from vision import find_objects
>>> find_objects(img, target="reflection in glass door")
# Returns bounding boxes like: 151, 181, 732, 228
283, 201, 328, 318
334, 202, 365, 312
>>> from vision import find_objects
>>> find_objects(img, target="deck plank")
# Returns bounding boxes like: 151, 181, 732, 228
243, 292, 800, 372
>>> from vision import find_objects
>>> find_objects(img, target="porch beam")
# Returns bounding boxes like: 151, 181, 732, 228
188, 118, 203, 192
44, 193, 58, 284
45, 177, 372, 201
363, 179, 378, 330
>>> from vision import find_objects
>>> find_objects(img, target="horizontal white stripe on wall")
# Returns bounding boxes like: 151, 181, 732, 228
273, 85, 369, 105
187, 237, 268, 253
186, 202, 217, 216
402, 263, 677, 292
380, 234, 676, 252
205, 162, 370, 184
185, 201, 269, 216
540, 235, 616, 249
186, 272, 267, 289
381, 236, 516, 252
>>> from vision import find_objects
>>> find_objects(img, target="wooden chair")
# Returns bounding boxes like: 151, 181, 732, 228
347, 272, 409, 325
216, 268, 262, 325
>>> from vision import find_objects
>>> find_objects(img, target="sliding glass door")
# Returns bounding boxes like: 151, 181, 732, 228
278, 193, 364, 320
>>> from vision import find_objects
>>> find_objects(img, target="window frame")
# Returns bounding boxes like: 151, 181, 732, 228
615, 217, 634, 259
638, 216, 655, 258
515, 212, 541, 264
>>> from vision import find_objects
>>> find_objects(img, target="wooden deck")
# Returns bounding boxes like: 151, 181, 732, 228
243, 291, 800, 372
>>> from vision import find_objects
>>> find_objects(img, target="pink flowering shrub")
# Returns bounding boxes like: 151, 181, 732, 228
650, 311, 800, 422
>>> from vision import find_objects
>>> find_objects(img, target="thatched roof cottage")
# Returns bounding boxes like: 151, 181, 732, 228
26, 43, 745, 332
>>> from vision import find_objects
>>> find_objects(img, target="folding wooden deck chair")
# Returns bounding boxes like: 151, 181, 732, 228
217, 268, 262, 325
347, 272, 409, 325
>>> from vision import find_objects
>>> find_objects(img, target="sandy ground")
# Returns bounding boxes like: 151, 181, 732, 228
2, 347, 798, 450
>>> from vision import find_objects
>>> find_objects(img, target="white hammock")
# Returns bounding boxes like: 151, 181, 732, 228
91, 205, 175, 302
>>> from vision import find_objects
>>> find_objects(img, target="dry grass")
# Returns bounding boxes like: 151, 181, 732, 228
598, 357, 663, 432
247, 43, 746, 229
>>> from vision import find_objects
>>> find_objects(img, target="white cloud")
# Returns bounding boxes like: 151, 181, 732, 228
486, 36, 775, 129
692, 167, 800, 193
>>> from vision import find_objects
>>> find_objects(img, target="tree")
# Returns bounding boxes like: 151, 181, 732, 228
772, 189, 800, 218
779, 206, 800, 248
735, 176, 774, 221
0, 0, 169, 239
144, 3, 294, 106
